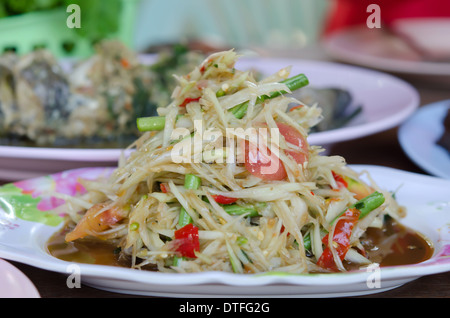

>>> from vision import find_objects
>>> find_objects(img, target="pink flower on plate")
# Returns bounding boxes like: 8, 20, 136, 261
14, 167, 111, 211
437, 244, 450, 258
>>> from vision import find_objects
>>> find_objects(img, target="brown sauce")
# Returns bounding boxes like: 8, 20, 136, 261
359, 217, 434, 267
47, 227, 130, 268
47, 217, 434, 271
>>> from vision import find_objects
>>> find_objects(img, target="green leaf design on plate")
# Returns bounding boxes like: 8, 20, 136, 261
0, 184, 63, 226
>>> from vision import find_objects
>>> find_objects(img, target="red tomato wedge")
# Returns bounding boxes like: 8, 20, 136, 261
243, 123, 309, 181
275, 123, 309, 165
243, 139, 287, 181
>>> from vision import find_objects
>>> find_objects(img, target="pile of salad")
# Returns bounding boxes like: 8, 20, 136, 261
59, 50, 404, 273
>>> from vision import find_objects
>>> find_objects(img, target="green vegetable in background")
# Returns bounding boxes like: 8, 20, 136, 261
1, 0, 122, 44
4, 0, 36, 14
63, 0, 122, 43
0, 2, 7, 18
2, 0, 62, 15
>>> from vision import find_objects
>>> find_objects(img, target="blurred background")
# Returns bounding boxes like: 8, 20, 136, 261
0, 0, 330, 57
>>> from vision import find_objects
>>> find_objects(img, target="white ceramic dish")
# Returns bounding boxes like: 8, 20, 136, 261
0, 164, 448, 298
398, 100, 450, 179
391, 18, 450, 62
0, 258, 40, 298
0, 57, 419, 181
323, 25, 450, 76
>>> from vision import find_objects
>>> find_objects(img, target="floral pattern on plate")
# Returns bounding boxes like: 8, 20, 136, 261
0, 167, 113, 226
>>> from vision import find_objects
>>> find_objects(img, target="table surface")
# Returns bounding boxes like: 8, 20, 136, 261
1, 45, 450, 298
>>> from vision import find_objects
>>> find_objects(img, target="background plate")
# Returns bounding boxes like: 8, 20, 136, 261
0, 258, 40, 298
398, 100, 450, 179
323, 26, 450, 76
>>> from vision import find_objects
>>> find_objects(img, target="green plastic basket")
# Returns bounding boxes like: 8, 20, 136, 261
0, 0, 139, 58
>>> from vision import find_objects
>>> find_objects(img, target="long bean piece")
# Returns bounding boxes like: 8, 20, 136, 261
137, 73, 309, 131
173, 174, 202, 266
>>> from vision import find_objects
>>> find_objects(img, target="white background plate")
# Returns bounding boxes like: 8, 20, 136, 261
0, 165, 449, 297
398, 100, 450, 179
323, 25, 450, 76
0, 258, 40, 298
0, 57, 419, 181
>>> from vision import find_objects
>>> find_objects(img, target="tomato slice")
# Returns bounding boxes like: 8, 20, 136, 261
211, 195, 238, 205
174, 223, 200, 258
243, 139, 287, 181
276, 123, 308, 165
316, 208, 360, 271
242, 123, 309, 180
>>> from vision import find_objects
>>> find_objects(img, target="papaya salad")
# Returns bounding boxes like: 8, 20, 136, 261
57, 50, 407, 274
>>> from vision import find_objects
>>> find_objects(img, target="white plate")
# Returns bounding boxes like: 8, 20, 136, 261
0, 165, 449, 298
0, 57, 419, 181
0, 259, 40, 298
323, 25, 450, 76
391, 18, 450, 62
398, 100, 450, 179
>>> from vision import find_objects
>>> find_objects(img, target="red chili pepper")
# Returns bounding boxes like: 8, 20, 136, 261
280, 225, 290, 237
211, 195, 238, 205
174, 223, 200, 258
120, 58, 130, 69
317, 208, 360, 271
289, 105, 303, 112
179, 97, 201, 107
332, 171, 348, 188
199, 58, 212, 73
160, 183, 169, 193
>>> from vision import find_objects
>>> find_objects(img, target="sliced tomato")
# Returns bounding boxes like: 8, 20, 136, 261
242, 123, 309, 181
174, 223, 200, 258
211, 195, 238, 205
275, 123, 309, 165
243, 139, 287, 181
316, 208, 360, 271
285, 149, 308, 166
